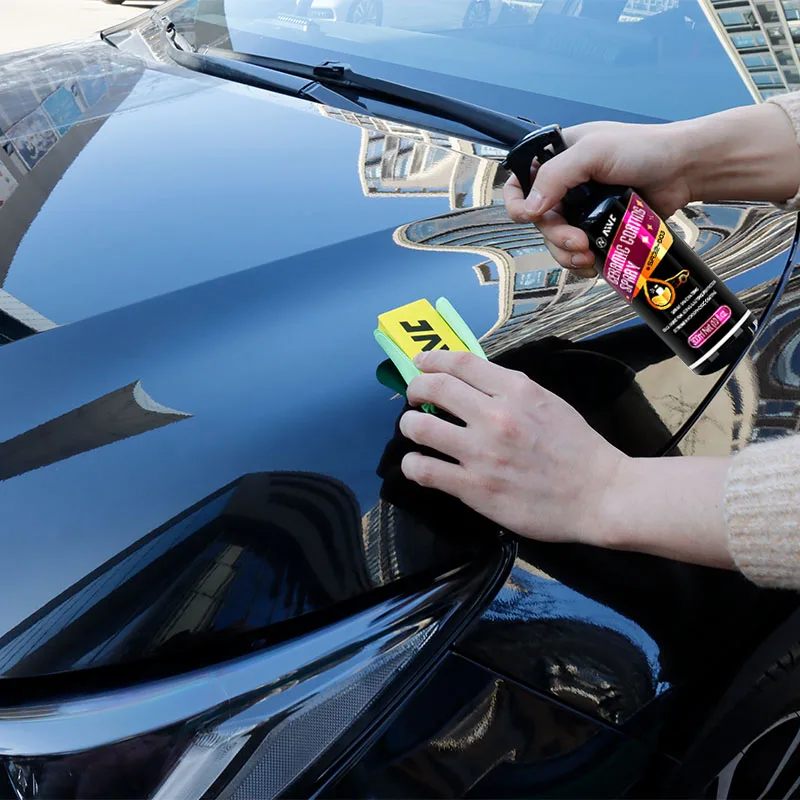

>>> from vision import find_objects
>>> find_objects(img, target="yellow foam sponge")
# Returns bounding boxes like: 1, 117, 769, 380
377, 298, 469, 359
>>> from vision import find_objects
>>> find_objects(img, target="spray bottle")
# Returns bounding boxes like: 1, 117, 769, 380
502, 125, 757, 375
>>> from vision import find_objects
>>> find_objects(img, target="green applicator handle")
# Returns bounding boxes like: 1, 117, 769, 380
434, 297, 488, 360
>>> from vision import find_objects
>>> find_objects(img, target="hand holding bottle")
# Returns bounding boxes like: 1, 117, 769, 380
504, 104, 800, 276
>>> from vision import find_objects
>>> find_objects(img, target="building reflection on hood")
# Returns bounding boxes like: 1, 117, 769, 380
735, 270, 800, 443
0, 43, 141, 342
0, 18, 200, 346
327, 106, 793, 352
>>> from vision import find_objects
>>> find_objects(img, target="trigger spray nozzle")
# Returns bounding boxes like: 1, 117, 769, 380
501, 124, 566, 198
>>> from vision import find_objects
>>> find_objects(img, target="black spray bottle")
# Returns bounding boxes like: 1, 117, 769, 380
502, 125, 757, 375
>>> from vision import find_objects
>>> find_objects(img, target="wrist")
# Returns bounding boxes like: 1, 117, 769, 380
668, 115, 709, 203
565, 447, 634, 550
589, 453, 640, 551
589, 454, 736, 569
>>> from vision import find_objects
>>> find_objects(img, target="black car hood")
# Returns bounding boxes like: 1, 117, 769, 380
0, 31, 795, 704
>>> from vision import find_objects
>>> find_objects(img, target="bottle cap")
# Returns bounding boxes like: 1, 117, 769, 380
501, 124, 566, 196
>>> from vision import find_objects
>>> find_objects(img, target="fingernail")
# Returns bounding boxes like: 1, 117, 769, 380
401, 452, 418, 479
571, 253, 593, 268
564, 237, 576, 251
413, 352, 427, 367
523, 189, 544, 216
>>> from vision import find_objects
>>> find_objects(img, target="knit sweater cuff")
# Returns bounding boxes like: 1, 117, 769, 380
767, 92, 800, 210
725, 435, 800, 590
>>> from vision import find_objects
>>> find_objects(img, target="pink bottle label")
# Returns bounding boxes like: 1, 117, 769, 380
688, 305, 731, 349
604, 193, 673, 304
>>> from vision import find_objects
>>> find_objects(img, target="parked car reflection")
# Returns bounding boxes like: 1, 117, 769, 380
304, 0, 499, 28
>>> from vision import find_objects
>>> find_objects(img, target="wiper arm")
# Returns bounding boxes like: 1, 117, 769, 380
159, 15, 536, 147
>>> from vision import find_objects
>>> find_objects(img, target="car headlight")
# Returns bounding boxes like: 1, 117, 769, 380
0, 566, 484, 800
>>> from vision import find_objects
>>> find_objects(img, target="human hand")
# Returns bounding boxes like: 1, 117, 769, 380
399, 349, 628, 546
503, 121, 692, 276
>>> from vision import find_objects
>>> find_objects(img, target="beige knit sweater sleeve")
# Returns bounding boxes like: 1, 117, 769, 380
726, 436, 800, 589
723, 91, 800, 590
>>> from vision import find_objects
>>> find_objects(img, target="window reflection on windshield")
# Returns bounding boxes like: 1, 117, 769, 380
172, 0, 753, 120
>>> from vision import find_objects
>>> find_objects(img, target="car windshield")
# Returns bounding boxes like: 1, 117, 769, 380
165, 0, 758, 123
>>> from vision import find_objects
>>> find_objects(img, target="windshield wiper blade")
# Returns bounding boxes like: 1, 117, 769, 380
200, 47, 537, 147
158, 12, 536, 147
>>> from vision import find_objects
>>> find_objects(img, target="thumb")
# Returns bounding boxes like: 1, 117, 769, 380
523, 142, 604, 219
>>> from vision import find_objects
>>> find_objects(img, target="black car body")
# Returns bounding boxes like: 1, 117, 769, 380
0, 1, 799, 797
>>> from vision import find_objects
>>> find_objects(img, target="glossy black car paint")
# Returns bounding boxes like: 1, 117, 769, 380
325, 653, 652, 799
0, 3, 799, 796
